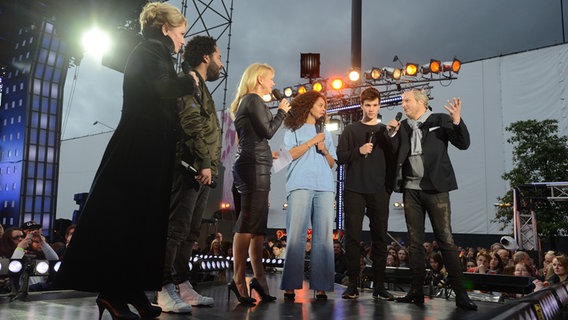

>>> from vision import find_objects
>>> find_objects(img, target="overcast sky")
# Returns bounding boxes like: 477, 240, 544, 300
61, 0, 568, 139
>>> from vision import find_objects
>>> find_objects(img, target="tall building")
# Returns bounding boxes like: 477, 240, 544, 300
0, 1, 67, 232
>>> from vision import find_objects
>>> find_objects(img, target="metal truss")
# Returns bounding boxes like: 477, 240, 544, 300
513, 182, 568, 252
178, 0, 233, 110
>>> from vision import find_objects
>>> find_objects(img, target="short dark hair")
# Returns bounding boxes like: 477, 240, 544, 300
360, 87, 380, 104
183, 35, 217, 68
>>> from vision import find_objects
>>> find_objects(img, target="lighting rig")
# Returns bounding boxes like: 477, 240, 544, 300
274, 55, 462, 129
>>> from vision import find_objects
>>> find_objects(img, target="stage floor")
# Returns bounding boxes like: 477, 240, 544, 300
1, 273, 508, 320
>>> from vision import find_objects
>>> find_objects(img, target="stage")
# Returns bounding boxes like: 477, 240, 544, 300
0, 272, 521, 320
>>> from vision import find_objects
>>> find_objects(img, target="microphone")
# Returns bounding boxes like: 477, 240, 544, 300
364, 131, 375, 158
272, 89, 294, 118
272, 89, 283, 101
314, 117, 326, 155
388, 112, 403, 136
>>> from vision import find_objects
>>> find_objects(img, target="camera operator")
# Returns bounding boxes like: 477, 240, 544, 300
11, 221, 58, 291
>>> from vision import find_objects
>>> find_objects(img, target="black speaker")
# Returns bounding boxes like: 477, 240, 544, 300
462, 273, 536, 294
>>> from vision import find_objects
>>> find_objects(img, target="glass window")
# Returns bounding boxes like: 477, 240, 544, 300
29, 128, 37, 144
34, 197, 43, 211
35, 63, 44, 78
25, 197, 33, 212
28, 145, 36, 161
27, 163, 35, 177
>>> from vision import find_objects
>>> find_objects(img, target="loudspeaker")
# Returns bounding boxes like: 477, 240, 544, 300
462, 273, 535, 294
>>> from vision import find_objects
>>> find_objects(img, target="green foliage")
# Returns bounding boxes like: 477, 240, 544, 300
494, 120, 568, 239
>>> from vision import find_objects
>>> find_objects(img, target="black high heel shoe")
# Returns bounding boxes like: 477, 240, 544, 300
96, 293, 139, 320
228, 279, 256, 304
249, 278, 276, 302
127, 291, 162, 319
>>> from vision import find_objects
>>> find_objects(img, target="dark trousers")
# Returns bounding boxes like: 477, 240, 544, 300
343, 189, 391, 286
403, 189, 465, 292
162, 169, 210, 285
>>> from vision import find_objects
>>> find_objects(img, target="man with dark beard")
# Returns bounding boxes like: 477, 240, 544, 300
157, 35, 223, 313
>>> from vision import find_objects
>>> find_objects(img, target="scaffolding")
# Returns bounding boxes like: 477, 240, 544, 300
512, 182, 568, 254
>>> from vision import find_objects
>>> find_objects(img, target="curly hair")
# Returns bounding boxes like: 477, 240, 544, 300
183, 35, 217, 68
283, 91, 327, 131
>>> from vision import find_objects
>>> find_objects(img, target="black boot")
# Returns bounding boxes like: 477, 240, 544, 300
395, 287, 424, 304
455, 291, 477, 311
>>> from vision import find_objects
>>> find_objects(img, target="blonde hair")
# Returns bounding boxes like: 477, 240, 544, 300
410, 89, 429, 109
139, 2, 187, 32
230, 63, 274, 118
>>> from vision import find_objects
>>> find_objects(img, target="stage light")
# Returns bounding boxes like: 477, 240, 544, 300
312, 81, 324, 92
421, 59, 441, 74
404, 63, 419, 76
33, 260, 49, 275
383, 67, 402, 80
82, 27, 111, 58
442, 58, 461, 73
393, 202, 404, 208
298, 85, 307, 95
331, 78, 344, 90
364, 68, 382, 81
283, 87, 295, 98
8, 259, 23, 274
326, 119, 340, 132
370, 68, 382, 80
348, 68, 361, 82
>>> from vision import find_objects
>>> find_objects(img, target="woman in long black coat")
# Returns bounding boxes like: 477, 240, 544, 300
56, 3, 195, 319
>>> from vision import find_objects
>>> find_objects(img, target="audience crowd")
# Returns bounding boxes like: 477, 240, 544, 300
1, 219, 566, 302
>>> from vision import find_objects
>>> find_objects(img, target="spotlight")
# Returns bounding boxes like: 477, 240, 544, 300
283, 87, 295, 98
33, 260, 49, 275
442, 58, 461, 74
370, 67, 382, 80
421, 59, 441, 74
348, 68, 361, 82
312, 81, 324, 92
331, 78, 344, 90
8, 259, 23, 274
393, 202, 404, 208
298, 85, 307, 95
364, 68, 382, 81
404, 63, 419, 76
383, 67, 402, 80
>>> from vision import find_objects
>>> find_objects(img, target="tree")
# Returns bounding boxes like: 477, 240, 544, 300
494, 119, 568, 248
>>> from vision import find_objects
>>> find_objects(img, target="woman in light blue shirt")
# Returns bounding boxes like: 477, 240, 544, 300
279, 91, 337, 301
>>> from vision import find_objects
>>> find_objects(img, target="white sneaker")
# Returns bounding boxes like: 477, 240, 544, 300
157, 283, 192, 313
178, 280, 215, 306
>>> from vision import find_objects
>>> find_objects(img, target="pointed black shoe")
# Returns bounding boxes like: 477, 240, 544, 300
249, 278, 276, 302
395, 288, 424, 304
455, 294, 478, 311
228, 279, 256, 304
96, 293, 140, 320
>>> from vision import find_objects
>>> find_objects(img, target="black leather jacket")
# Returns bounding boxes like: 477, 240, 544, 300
233, 93, 286, 168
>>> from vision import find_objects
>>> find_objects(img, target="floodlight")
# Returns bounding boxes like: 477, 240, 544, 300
442, 58, 461, 74
383, 67, 402, 80
348, 68, 361, 82
298, 85, 307, 95
82, 27, 111, 58
404, 63, 419, 76
331, 78, 344, 90
421, 59, 441, 74
312, 81, 324, 92
283, 87, 295, 98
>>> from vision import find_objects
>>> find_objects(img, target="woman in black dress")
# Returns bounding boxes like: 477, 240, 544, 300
56, 2, 196, 319
228, 63, 290, 304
